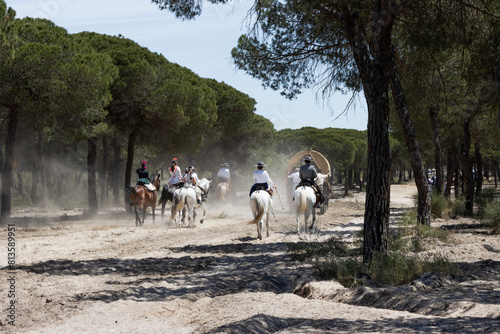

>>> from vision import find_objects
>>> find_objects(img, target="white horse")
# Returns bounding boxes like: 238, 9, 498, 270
217, 182, 230, 202
294, 185, 317, 234
248, 190, 273, 240
316, 172, 329, 187
169, 179, 212, 227
169, 186, 196, 227
193, 178, 212, 224
169, 187, 187, 227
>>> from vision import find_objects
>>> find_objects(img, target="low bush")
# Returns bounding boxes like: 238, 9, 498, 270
483, 201, 500, 234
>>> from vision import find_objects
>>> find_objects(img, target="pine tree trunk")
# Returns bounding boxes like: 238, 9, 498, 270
339, 0, 395, 262
429, 107, 443, 194
100, 136, 108, 206
87, 137, 98, 216
31, 134, 43, 205
495, 61, 500, 128
460, 115, 474, 216
444, 149, 453, 198
344, 169, 349, 196
124, 132, 137, 211
1, 106, 19, 219
112, 139, 121, 205
475, 142, 483, 196
389, 47, 431, 225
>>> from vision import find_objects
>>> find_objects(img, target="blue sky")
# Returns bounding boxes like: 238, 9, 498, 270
11, 0, 368, 131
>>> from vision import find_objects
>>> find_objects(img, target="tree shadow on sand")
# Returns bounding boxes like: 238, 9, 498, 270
12, 242, 311, 304
205, 313, 500, 334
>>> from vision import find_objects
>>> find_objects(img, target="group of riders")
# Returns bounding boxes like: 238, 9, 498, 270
248, 155, 325, 207
134, 155, 325, 207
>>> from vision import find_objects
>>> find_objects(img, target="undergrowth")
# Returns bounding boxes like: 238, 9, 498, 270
287, 211, 459, 288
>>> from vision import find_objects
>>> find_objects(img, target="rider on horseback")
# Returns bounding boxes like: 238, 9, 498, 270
184, 166, 205, 204
136, 161, 155, 191
298, 156, 325, 207
218, 163, 230, 183
167, 158, 183, 188
249, 162, 276, 197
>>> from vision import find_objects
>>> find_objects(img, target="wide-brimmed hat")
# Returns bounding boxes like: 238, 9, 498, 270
141, 161, 147, 165
304, 156, 312, 162
255, 162, 265, 167
221, 162, 229, 167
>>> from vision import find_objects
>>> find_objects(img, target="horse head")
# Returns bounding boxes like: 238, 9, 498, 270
152, 174, 161, 189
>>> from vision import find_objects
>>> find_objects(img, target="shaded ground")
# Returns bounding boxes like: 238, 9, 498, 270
0, 184, 499, 333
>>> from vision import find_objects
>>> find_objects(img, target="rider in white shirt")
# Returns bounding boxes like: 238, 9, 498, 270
167, 158, 183, 187
287, 167, 300, 196
184, 166, 204, 204
217, 163, 230, 182
249, 162, 276, 196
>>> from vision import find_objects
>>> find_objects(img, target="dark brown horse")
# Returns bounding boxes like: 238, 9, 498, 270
129, 174, 160, 226
158, 184, 175, 222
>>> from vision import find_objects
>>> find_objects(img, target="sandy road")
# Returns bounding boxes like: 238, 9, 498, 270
1, 184, 499, 333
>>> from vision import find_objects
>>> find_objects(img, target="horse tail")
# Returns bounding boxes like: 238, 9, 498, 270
248, 200, 265, 225
158, 185, 168, 205
171, 193, 184, 215
298, 189, 307, 214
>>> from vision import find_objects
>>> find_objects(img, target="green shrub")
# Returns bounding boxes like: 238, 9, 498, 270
314, 256, 364, 287
431, 192, 448, 218
313, 251, 459, 287
287, 236, 352, 262
476, 188, 498, 219
389, 211, 449, 253
450, 199, 466, 218
483, 201, 500, 234
368, 251, 459, 286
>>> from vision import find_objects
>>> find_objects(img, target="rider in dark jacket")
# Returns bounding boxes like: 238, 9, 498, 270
298, 156, 324, 207
136, 161, 150, 185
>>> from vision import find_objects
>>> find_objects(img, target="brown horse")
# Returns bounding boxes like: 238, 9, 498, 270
129, 174, 160, 226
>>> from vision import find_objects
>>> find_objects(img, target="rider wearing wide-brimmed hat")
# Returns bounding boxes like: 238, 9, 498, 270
249, 162, 276, 197
217, 162, 230, 183
299, 156, 324, 207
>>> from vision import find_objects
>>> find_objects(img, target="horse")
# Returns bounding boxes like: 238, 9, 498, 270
217, 182, 230, 202
192, 178, 212, 224
169, 179, 211, 227
316, 173, 329, 187
248, 190, 273, 240
294, 185, 317, 234
158, 185, 175, 222
128, 174, 160, 226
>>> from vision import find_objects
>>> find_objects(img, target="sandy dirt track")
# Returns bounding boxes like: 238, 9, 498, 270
1, 184, 499, 333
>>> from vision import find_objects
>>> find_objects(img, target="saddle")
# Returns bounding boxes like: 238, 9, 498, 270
296, 180, 323, 207
137, 181, 156, 192
254, 184, 273, 197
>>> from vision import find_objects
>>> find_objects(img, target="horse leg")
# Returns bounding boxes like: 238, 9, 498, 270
199, 204, 206, 224
152, 205, 156, 225
161, 201, 165, 223
141, 206, 147, 226
257, 220, 262, 240
309, 207, 316, 232
134, 206, 140, 227
296, 213, 301, 234
265, 211, 270, 238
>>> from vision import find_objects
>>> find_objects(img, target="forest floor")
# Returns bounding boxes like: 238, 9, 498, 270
0, 183, 499, 333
